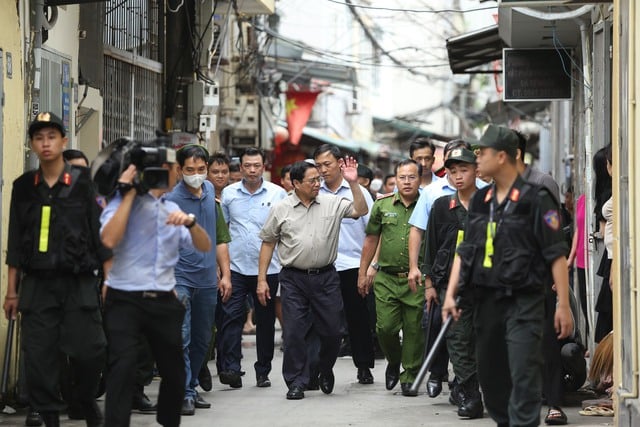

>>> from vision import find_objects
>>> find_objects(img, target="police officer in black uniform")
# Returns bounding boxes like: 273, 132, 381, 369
3, 112, 110, 427
442, 125, 573, 427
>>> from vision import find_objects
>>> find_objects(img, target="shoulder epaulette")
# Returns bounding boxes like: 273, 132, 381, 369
484, 187, 493, 203
449, 196, 458, 210
376, 192, 395, 200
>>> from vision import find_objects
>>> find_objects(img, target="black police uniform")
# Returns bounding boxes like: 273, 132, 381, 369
456, 175, 567, 427
424, 193, 483, 417
6, 163, 110, 420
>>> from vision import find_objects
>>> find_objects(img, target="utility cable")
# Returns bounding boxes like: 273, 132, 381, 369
326, 0, 497, 14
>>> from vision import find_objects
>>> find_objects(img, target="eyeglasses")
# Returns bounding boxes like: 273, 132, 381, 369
303, 177, 323, 184
397, 175, 418, 182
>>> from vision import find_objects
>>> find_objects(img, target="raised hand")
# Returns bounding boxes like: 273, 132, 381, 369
340, 156, 359, 183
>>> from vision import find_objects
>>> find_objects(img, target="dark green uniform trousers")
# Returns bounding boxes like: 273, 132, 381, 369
374, 271, 425, 383
473, 287, 545, 427
19, 274, 106, 412
439, 288, 476, 384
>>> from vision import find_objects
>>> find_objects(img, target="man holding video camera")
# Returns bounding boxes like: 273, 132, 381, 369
99, 144, 211, 427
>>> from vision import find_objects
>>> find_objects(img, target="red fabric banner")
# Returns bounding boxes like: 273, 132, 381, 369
286, 89, 320, 145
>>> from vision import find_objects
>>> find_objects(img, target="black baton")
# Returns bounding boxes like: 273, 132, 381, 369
409, 314, 454, 395
0, 318, 16, 409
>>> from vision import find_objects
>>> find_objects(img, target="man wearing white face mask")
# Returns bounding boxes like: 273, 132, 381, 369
166, 144, 232, 415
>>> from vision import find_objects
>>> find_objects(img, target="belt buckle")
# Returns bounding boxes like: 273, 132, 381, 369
142, 291, 158, 299
307, 268, 320, 275
397, 272, 408, 278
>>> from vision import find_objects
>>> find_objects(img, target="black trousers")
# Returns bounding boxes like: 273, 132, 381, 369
104, 289, 185, 427
576, 268, 589, 338
422, 299, 450, 380
542, 288, 564, 407
280, 267, 343, 388
19, 274, 106, 413
215, 272, 279, 376
338, 268, 374, 369
474, 288, 545, 427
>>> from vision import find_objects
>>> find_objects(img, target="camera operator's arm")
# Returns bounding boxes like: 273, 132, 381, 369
101, 165, 137, 249
166, 211, 211, 252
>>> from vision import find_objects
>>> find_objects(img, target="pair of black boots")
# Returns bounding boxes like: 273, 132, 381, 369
38, 408, 102, 427
449, 375, 484, 419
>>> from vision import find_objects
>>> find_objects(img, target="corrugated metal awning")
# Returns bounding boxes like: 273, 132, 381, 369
446, 25, 505, 75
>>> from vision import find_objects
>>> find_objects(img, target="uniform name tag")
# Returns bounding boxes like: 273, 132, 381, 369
483, 222, 495, 268
39, 206, 51, 252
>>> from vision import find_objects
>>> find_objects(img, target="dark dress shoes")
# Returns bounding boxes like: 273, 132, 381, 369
198, 363, 213, 392
449, 383, 463, 406
131, 392, 157, 413
181, 398, 195, 416
426, 375, 443, 398
319, 371, 335, 394
256, 374, 271, 388
82, 400, 104, 427
194, 392, 211, 409
39, 412, 59, 427
66, 402, 85, 420
219, 370, 243, 388
385, 363, 400, 390
25, 408, 43, 427
286, 385, 305, 400
357, 367, 374, 385
307, 374, 320, 391
401, 382, 418, 397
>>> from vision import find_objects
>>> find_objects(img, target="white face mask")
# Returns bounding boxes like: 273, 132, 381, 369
183, 173, 207, 189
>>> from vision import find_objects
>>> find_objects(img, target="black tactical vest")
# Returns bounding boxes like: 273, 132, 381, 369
429, 195, 467, 289
19, 167, 102, 275
457, 179, 551, 295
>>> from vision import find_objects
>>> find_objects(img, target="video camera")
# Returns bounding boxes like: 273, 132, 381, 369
91, 137, 176, 196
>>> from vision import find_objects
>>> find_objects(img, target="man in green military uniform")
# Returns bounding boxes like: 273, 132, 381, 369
358, 159, 424, 397
443, 125, 573, 427
3, 112, 110, 427
416, 147, 483, 418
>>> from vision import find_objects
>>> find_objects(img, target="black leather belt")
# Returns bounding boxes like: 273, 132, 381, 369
282, 264, 334, 275
111, 289, 175, 299
380, 267, 409, 278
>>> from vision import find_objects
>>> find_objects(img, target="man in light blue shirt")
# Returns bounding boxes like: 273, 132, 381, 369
314, 144, 376, 385
410, 138, 441, 189
101, 156, 211, 427
217, 147, 287, 389
165, 145, 232, 415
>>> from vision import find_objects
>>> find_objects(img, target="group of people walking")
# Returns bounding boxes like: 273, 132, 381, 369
4, 112, 583, 427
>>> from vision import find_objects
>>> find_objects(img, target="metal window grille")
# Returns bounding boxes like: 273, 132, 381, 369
102, 0, 162, 146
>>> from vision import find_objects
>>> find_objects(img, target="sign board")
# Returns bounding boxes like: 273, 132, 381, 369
503, 48, 573, 101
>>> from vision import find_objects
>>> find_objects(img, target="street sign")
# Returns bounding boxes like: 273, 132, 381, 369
503, 48, 573, 101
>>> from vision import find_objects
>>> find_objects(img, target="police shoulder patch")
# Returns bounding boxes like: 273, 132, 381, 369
543, 210, 560, 231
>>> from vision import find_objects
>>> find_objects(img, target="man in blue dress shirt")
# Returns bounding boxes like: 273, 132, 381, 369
100, 159, 211, 427
166, 145, 232, 415
217, 147, 287, 388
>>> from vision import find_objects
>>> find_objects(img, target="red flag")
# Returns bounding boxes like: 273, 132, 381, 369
286, 89, 320, 145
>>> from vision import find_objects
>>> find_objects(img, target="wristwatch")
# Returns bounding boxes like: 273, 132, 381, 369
185, 213, 197, 229
370, 262, 380, 271
117, 182, 134, 195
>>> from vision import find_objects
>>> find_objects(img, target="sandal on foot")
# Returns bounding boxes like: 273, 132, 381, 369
579, 405, 614, 417
545, 407, 568, 425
